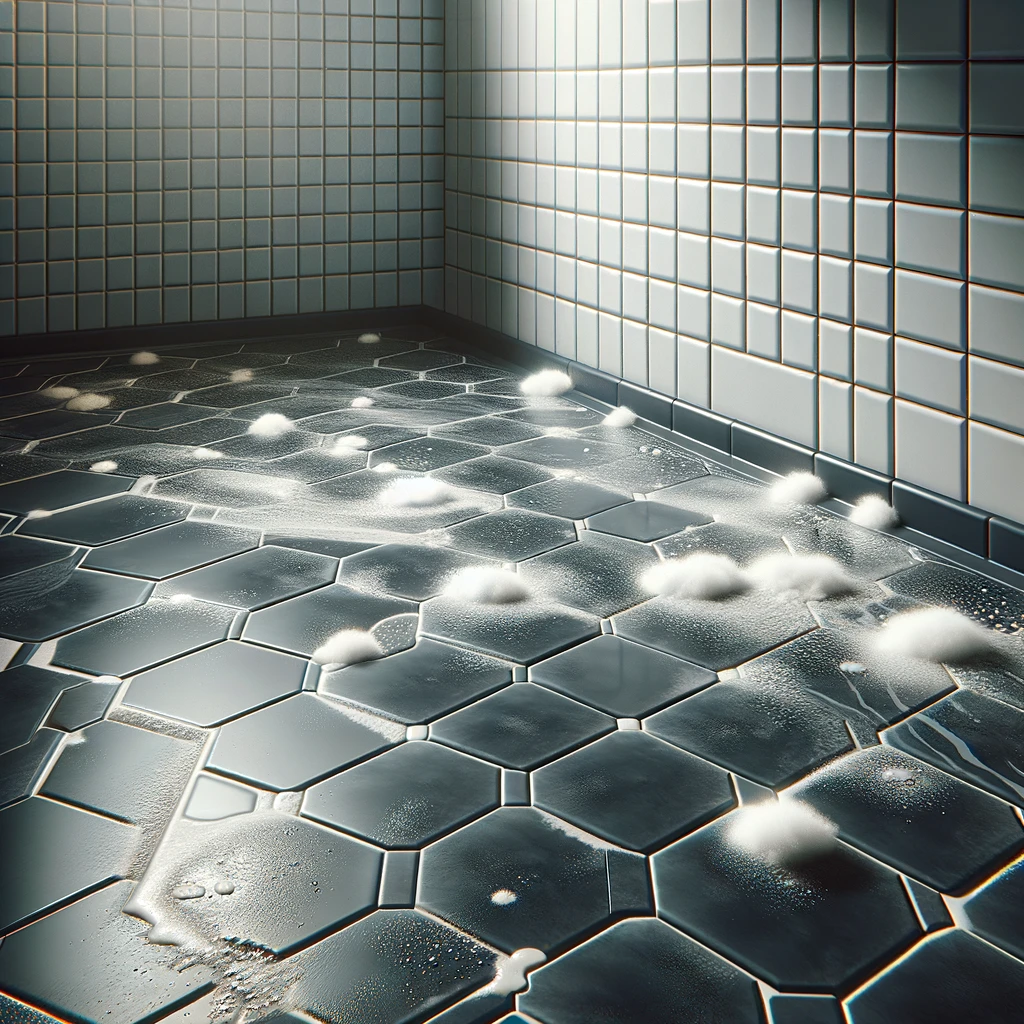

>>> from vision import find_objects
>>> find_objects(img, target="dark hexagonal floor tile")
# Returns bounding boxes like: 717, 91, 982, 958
500, 435, 628, 470
153, 544, 338, 610
151, 467, 302, 508
431, 416, 543, 447
431, 683, 614, 770
0, 664, 81, 755
501, 407, 602, 429
613, 592, 817, 671
210, 429, 324, 460
379, 379, 466, 401
0, 729, 64, 810
0, 568, 152, 643
19, 494, 190, 546
41, 718, 199, 824
206, 692, 396, 791
418, 806, 611, 954
379, 350, 460, 371
0, 535, 77, 580
739, 628, 956, 740
656, 519, 791, 565
533, 731, 735, 853
116, 402, 221, 429
368, 436, 489, 472
520, 532, 657, 616
791, 746, 1024, 894
786, 514, 917, 580
883, 560, 1024, 633
420, 594, 599, 664
530, 634, 717, 717
844, 929, 1024, 1024
519, 918, 765, 1024
964, 859, 1024, 962
0, 409, 116, 440
52, 597, 236, 677
434, 455, 554, 495
0, 469, 133, 515
330, 424, 425, 450
508, 477, 631, 519
598, 448, 709, 493
0, 451, 69, 485
335, 367, 415, 388
0, 796, 136, 935
652, 815, 921, 991
586, 500, 712, 542
425, 363, 505, 384
124, 640, 307, 726
46, 679, 120, 732
884, 689, 1024, 806
128, 812, 382, 956
340, 543, 482, 601
81, 520, 261, 579
293, 909, 497, 1024
303, 741, 500, 849
0, 881, 213, 1023
646, 677, 853, 788
243, 583, 417, 657
319, 638, 513, 723
445, 509, 576, 561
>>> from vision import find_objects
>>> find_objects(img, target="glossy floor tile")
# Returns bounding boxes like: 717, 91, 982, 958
0, 326, 1022, 1024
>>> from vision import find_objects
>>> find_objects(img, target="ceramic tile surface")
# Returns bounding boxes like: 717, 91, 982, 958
0, 328, 1022, 1024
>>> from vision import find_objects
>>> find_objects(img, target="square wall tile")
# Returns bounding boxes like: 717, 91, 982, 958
895, 398, 967, 501
969, 421, 1024, 523
895, 337, 966, 414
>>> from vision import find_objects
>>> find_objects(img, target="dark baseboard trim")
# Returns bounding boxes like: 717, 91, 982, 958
5, 304, 1024, 585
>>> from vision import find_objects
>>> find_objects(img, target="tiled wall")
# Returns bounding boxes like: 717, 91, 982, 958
442, 0, 1024, 524
0, 0, 445, 336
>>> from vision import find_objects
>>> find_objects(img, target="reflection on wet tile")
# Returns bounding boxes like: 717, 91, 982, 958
19, 494, 190, 546
0, 665, 81, 755
45, 679, 120, 732
446, 509, 576, 561
0, 729, 63, 810
507, 477, 631, 519
0, 536, 79, 580
964, 860, 1024, 963
303, 742, 500, 849
586, 500, 712, 542
501, 435, 627, 470
340, 543, 481, 601
0, 469, 133, 515
435, 455, 553, 495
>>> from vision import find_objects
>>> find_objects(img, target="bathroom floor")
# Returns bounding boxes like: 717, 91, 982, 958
1, 325, 1023, 1024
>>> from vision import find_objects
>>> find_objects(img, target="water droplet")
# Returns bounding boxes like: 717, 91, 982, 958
172, 884, 206, 900
214, 880, 235, 895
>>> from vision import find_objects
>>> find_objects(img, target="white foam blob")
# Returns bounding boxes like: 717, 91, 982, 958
443, 566, 531, 604
228, 368, 254, 383
520, 369, 573, 397
727, 799, 839, 865
357, 332, 382, 344
129, 350, 160, 366
380, 476, 455, 507
748, 552, 858, 601
247, 412, 295, 437
485, 948, 546, 996
171, 884, 206, 900
311, 629, 384, 668
490, 889, 517, 906
65, 393, 112, 411
89, 460, 118, 474
602, 405, 637, 428
40, 385, 80, 400
769, 471, 828, 505
168, 594, 194, 604
330, 434, 368, 452
641, 553, 750, 600
875, 606, 995, 663
849, 493, 900, 531
406, 725, 429, 741
840, 661, 867, 675
25, 509, 52, 519
213, 880, 235, 896
617, 718, 642, 731
192, 447, 224, 461
371, 462, 397, 473
350, 396, 375, 408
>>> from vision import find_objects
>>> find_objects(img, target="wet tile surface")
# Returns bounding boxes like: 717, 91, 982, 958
0, 328, 1021, 1022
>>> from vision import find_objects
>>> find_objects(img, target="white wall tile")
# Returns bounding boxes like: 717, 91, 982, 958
747, 67, 781, 124
969, 136, 1024, 216
819, 129, 853, 193
969, 212, 1024, 293
678, 178, 711, 234
650, 324, 677, 383
748, 0, 781, 63
854, 197, 894, 265
677, 333, 711, 405
599, 310, 624, 375
820, 0, 853, 61
678, 231, 711, 288
712, 66, 746, 123
748, 301, 782, 358
747, 126, 781, 185
968, 355, 1024, 433
677, 0, 710, 65
894, 269, 965, 349
854, 385, 894, 474
820, 194, 853, 256
970, 0, 1024, 60
819, 318, 854, 380
677, 124, 710, 177
711, 0, 746, 64
819, 376, 853, 459
677, 66, 710, 122
649, 0, 678, 65
970, 63, 1024, 136
819, 65, 853, 127
782, 309, 818, 370
968, 421, 1024, 522
782, 250, 818, 313
712, 238, 746, 297
894, 337, 965, 414
854, 130, 893, 198
781, 127, 818, 189
650, 277, 679, 330
855, 0, 894, 61
854, 326, 893, 391
896, 64, 966, 133
711, 182, 746, 239
896, 0, 966, 60
854, 262, 893, 331
747, 186, 781, 244
747, 243, 781, 305
894, 133, 966, 207
819, 256, 853, 322
678, 283, 711, 340
894, 204, 965, 279
968, 283, 1024, 369
712, 293, 747, 349
623, 270, 649, 320
622, 317, 649, 384
782, 0, 818, 62
781, 189, 817, 250
782, 65, 817, 125
895, 398, 966, 500
855, 64, 893, 129
712, 125, 747, 181
711, 346, 818, 445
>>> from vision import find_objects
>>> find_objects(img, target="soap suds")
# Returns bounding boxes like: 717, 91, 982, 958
484, 948, 546, 996
229, 369, 255, 383
66, 393, 112, 411
490, 889, 517, 906
350, 396, 375, 408
642, 553, 750, 600
358, 332, 381, 344
875, 606, 995, 663
850, 494, 900, 531
330, 435, 369, 452
371, 462, 397, 474
769, 471, 828, 505
520, 369, 573, 397
193, 447, 225, 461
311, 629, 384, 668
727, 799, 838, 865
247, 413, 295, 437
748, 553, 858, 601
443, 566, 531, 604
40, 386, 80, 400
129, 350, 161, 366
602, 406, 637, 428
380, 476, 455, 507
89, 460, 118, 473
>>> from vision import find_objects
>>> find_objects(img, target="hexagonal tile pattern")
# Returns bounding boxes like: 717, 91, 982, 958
19, 494, 190, 546
963, 860, 1024, 962
0, 664, 82, 755
445, 509, 577, 561
339, 543, 481, 601
585, 500, 712, 542
303, 741, 500, 848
